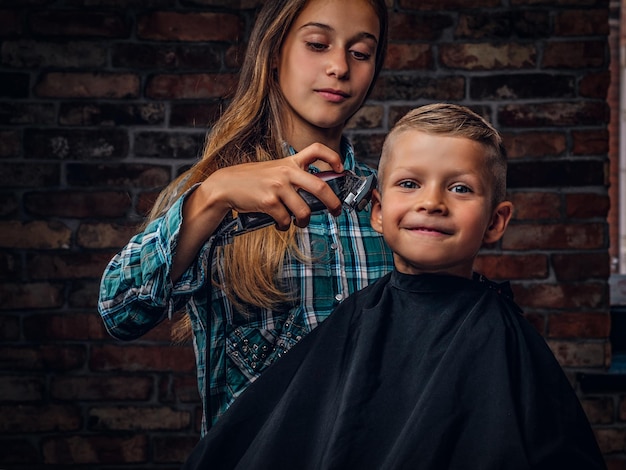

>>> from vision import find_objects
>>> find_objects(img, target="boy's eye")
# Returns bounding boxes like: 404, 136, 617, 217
450, 184, 472, 194
398, 180, 418, 189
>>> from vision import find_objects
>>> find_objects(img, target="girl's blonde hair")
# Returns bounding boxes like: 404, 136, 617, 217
146, 0, 388, 338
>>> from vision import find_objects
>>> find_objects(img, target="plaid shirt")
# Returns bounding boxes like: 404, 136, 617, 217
98, 141, 394, 434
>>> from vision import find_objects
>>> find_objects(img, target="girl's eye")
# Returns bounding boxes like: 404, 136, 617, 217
307, 42, 328, 52
399, 180, 418, 189
450, 184, 472, 194
350, 50, 372, 61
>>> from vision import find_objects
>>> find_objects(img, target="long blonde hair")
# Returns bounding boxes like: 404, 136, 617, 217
148, 0, 388, 336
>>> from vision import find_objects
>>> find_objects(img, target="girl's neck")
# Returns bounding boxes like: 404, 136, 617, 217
284, 123, 345, 158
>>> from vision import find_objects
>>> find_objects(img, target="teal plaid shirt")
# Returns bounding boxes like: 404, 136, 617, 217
98, 141, 394, 434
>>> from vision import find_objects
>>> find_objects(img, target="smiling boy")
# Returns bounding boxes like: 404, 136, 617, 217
183, 104, 606, 470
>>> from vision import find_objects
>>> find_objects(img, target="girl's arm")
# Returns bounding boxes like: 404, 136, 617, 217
98, 189, 210, 340
171, 142, 345, 281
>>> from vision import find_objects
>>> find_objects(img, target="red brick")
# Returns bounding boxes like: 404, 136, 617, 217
512, 282, 607, 309
548, 312, 611, 338
24, 191, 132, 218
146, 73, 238, 100
153, 436, 199, 463
0, 163, 60, 188
0, 130, 20, 157
388, 12, 452, 41
580, 71, 611, 98
137, 190, 161, 216
384, 43, 433, 70
399, 0, 499, 8
0, 315, 19, 340
555, 10, 609, 36
566, 193, 610, 218
0, 404, 81, 433
90, 345, 196, 373
580, 396, 614, 424
572, 129, 610, 155
27, 252, 114, 280
508, 192, 562, 220
0, 252, 19, 280
498, 101, 609, 127
0, 376, 44, 401
2, 40, 107, 68
440, 43, 536, 70
159, 375, 200, 403
0, 10, 21, 37
503, 223, 605, 250
89, 406, 191, 431
68, 280, 100, 309
42, 434, 148, 465
0, 345, 86, 371
547, 339, 609, 368
0, 282, 64, 310
371, 75, 465, 101
51, 376, 153, 401
543, 41, 607, 68
138, 12, 242, 42
24, 128, 129, 160
552, 252, 610, 281
474, 253, 549, 280
0, 438, 38, 464
170, 102, 224, 127
29, 11, 128, 38
0, 220, 70, 249
35, 72, 140, 99
501, 131, 567, 158
345, 105, 384, 130
594, 428, 626, 454
76, 222, 140, 249
59, 102, 165, 126
23, 313, 108, 341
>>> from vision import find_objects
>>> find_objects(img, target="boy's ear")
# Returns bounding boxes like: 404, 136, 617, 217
369, 189, 384, 234
483, 201, 513, 244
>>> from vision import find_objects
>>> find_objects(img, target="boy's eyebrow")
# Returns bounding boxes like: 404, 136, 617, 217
299, 22, 378, 44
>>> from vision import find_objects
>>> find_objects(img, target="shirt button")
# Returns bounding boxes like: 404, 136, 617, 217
335, 293, 343, 302
330, 243, 338, 250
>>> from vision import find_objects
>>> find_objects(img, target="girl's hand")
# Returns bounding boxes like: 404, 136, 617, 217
199, 142, 345, 230
171, 143, 344, 281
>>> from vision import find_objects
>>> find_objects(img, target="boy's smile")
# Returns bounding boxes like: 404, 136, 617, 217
371, 130, 513, 279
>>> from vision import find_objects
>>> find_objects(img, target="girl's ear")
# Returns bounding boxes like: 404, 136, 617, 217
370, 188, 384, 234
483, 201, 513, 244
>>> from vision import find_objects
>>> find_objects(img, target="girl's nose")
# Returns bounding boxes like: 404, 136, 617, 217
326, 50, 349, 79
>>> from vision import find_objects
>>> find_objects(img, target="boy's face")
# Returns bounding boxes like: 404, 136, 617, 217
371, 130, 513, 279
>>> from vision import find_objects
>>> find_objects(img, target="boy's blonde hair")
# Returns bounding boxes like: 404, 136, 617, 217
379, 103, 507, 206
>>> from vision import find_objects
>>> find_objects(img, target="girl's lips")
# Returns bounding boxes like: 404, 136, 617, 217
316, 89, 350, 103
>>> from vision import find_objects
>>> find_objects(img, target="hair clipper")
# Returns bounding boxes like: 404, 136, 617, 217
221, 171, 376, 240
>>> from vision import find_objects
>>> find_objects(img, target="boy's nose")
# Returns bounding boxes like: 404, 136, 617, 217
417, 189, 448, 214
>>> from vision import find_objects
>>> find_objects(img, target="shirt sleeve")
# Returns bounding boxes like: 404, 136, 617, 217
97, 185, 211, 340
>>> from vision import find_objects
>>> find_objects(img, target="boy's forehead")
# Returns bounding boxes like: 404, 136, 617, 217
380, 130, 492, 180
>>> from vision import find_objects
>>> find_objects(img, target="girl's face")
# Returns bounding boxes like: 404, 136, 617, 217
371, 130, 513, 279
277, 0, 380, 147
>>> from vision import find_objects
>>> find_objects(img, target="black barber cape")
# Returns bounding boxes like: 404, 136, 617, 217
183, 270, 606, 470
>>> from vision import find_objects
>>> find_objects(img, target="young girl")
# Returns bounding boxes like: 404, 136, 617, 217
98, 0, 394, 434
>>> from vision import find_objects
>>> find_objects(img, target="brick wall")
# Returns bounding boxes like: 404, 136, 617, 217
0, 0, 618, 468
